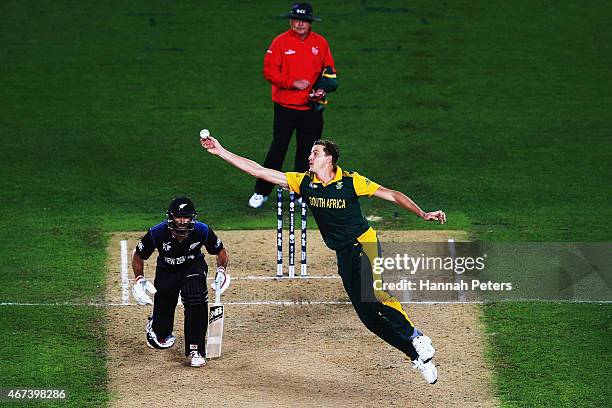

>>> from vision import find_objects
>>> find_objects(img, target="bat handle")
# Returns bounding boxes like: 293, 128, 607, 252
215, 288, 221, 305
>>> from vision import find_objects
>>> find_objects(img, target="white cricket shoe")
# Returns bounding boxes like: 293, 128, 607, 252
190, 351, 206, 367
145, 318, 176, 349
248, 193, 268, 208
412, 358, 438, 384
412, 334, 435, 362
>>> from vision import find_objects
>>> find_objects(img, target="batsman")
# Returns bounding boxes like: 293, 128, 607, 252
131, 197, 230, 367
200, 134, 446, 384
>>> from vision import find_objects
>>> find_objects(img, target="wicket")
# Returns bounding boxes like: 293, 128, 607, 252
277, 188, 307, 278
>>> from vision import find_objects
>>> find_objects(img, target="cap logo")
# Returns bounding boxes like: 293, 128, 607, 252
179, 203, 187, 210
285, 3, 320, 22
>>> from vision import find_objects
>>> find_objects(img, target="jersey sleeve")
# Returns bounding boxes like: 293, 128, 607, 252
203, 228, 224, 255
263, 36, 294, 89
352, 172, 381, 197
285, 172, 307, 195
135, 230, 156, 260
322, 39, 336, 72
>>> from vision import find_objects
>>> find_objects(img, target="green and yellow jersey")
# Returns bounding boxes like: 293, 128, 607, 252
286, 166, 380, 250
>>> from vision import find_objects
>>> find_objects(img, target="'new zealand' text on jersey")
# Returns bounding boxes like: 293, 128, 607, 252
135, 221, 224, 268
286, 167, 380, 250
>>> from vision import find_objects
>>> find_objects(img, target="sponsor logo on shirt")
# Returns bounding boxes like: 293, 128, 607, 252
164, 255, 196, 265
285, 49, 296, 55
308, 197, 347, 209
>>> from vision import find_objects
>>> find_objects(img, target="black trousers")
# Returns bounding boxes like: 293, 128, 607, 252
152, 260, 208, 356
254, 103, 324, 196
336, 241, 419, 360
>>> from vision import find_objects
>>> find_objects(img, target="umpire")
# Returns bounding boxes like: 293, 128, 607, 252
131, 197, 230, 367
248, 2, 337, 208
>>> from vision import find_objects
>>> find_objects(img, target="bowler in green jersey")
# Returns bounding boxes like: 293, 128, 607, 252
201, 134, 445, 384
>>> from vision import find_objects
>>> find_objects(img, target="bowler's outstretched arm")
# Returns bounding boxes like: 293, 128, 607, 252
200, 135, 288, 188
374, 186, 447, 224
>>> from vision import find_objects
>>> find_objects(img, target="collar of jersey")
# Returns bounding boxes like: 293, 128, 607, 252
312, 166, 343, 186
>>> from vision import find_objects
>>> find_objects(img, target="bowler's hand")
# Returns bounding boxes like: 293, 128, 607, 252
423, 210, 446, 224
200, 134, 223, 156
292, 79, 310, 90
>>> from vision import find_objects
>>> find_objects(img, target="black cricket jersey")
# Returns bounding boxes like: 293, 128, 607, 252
286, 166, 380, 250
135, 221, 223, 268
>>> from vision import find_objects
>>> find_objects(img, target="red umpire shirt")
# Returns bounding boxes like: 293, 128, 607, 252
263, 29, 335, 110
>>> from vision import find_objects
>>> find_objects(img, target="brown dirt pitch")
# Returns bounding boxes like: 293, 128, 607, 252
105, 230, 498, 407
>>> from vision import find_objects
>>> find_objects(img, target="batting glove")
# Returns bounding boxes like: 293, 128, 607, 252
211, 267, 231, 295
132, 275, 157, 305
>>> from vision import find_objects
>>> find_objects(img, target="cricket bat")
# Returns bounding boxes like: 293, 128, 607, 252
205, 288, 224, 359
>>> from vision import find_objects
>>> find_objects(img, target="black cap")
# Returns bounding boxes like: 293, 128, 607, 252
167, 197, 197, 217
284, 3, 321, 22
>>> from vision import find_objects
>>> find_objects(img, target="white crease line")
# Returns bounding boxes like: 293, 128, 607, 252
2, 299, 610, 307
207, 275, 341, 281
120, 240, 130, 305
229, 301, 352, 305
0, 300, 467, 306
448, 238, 467, 302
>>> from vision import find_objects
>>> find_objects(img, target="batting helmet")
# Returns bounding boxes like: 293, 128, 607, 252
166, 197, 197, 238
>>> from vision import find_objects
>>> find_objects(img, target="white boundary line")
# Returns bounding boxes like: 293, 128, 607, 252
120, 240, 130, 305
1, 299, 610, 307
448, 238, 467, 302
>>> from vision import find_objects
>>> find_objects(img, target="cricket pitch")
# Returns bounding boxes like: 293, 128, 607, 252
106, 230, 498, 407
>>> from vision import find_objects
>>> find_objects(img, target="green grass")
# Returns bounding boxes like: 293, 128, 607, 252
484, 303, 611, 407
0, 307, 108, 407
0, 1, 610, 407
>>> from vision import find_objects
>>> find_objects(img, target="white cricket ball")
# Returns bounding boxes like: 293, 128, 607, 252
200, 129, 210, 140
